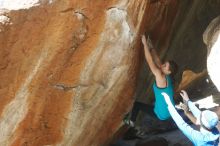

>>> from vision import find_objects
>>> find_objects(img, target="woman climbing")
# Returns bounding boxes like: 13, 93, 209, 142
124, 34, 178, 128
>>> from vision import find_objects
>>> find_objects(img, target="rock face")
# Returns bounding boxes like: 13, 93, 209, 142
0, 0, 220, 146
203, 16, 220, 91
0, 0, 154, 146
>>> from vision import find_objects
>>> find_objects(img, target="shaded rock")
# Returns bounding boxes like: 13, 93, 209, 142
0, 0, 220, 146
177, 70, 207, 92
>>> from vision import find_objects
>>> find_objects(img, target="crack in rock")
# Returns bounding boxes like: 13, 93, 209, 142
74, 11, 89, 20
52, 83, 88, 91
60, 8, 75, 13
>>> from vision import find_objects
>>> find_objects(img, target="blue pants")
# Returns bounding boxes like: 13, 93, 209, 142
130, 102, 155, 122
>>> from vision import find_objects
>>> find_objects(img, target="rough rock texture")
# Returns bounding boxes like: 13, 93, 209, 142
177, 70, 207, 92
0, 0, 158, 146
203, 16, 220, 91
0, 0, 220, 146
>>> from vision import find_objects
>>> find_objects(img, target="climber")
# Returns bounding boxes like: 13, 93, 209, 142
124, 34, 178, 127
162, 90, 219, 146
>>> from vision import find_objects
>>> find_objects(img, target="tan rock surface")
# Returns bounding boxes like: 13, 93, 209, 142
0, 0, 148, 146
2, 0, 219, 146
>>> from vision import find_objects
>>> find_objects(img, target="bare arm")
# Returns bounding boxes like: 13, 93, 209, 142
151, 48, 162, 67
179, 102, 198, 125
141, 35, 162, 76
180, 90, 201, 120
146, 36, 162, 67
184, 111, 198, 125
142, 35, 166, 87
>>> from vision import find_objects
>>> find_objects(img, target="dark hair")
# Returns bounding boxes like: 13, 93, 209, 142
168, 60, 178, 77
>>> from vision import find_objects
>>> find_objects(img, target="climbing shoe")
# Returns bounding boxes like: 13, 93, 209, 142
123, 113, 135, 127
124, 119, 135, 127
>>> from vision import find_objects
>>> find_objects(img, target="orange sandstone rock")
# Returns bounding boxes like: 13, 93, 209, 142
0, 0, 148, 146
0, 0, 182, 145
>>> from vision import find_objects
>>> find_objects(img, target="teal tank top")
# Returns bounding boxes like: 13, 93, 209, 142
153, 75, 175, 120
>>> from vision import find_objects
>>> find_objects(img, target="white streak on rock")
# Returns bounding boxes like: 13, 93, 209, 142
0, 50, 47, 146
0, 15, 10, 24
58, 7, 135, 146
